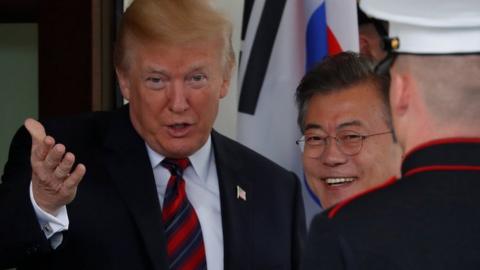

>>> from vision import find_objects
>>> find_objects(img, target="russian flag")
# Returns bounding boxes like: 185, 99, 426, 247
237, 0, 358, 223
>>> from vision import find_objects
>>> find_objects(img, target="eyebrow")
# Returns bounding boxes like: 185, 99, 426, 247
304, 120, 364, 132
144, 64, 208, 75
144, 67, 168, 75
187, 66, 207, 75
337, 120, 363, 130
304, 123, 324, 132
188, 63, 206, 71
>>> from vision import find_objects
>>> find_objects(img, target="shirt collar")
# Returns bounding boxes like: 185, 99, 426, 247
145, 135, 213, 183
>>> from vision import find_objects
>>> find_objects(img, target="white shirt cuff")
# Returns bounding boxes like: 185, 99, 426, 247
29, 181, 69, 248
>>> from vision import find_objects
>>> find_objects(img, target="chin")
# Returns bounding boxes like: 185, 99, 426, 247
320, 199, 334, 209
164, 145, 196, 158
321, 194, 348, 209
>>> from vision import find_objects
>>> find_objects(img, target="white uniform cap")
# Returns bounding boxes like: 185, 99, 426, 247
360, 0, 480, 54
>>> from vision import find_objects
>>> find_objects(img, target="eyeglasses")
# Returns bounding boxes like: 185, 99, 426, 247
296, 130, 392, 158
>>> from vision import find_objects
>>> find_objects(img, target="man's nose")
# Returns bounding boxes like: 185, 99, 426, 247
168, 82, 189, 113
321, 138, 348, 167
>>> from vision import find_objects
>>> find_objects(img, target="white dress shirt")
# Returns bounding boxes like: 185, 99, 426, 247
31, 136, 224, 270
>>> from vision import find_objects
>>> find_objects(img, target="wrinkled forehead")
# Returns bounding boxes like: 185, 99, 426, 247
304, 91, 390, 133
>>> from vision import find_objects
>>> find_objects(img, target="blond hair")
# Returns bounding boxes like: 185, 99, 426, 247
114, 0, 235, 74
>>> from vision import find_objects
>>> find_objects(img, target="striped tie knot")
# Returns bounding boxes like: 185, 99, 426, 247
161, 158, 190, 177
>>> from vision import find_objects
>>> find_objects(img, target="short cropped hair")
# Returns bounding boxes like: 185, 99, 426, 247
295, 51, 391, 132
114, 0, 235, 74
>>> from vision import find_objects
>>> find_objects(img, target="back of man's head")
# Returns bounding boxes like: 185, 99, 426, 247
395, 55, 480, 127
114, 0, 234, 72
361, 0, 480, 149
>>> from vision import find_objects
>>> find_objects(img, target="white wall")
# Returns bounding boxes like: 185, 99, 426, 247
211, 0, 243, 140
123, 0, 243, 139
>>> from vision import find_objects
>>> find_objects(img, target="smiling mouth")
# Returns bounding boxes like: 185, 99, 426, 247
322, 177, 357, 187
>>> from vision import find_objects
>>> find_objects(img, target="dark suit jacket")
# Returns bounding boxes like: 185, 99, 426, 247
0, 106, 306, 270
301, 139, 480, 270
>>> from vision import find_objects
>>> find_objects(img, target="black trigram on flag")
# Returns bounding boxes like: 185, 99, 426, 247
238, 0, 287, 115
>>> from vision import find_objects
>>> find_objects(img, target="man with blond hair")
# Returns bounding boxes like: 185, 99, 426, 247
301, 0, 480, 269
0, 0, 306, 269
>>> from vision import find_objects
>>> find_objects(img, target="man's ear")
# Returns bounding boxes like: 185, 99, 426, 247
359, 34, 373, 59
219, 66, 233, 99
116, 67, 131, 101
389, 69, 411, 118
219, 77, 230, 99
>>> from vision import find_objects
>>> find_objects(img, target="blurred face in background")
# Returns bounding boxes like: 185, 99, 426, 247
359, 23, 388, 65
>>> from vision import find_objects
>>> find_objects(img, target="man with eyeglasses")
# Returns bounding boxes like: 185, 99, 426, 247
295, 51, 401, 209
301, 0, 480, 269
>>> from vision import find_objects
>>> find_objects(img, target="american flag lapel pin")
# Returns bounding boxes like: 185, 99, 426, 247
236, 185, 247, 201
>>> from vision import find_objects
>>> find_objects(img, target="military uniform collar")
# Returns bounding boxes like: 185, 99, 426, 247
401, 138, 480, 177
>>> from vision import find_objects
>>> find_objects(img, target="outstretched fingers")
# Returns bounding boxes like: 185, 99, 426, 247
24, 118, 86, 213
25, 118, 49, 160
63, 163, 86, 191
44, 144, 66, 171
53, 152, 75, 179
25, 118, 46, 143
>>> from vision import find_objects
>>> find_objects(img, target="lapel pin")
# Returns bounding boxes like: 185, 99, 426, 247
236, 185, 247, 201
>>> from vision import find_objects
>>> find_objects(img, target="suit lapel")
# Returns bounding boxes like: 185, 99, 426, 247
212, 131, 252, 270
103, 108, 168, 270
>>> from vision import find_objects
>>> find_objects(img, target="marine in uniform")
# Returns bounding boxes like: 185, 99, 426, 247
300, 0, 480, 269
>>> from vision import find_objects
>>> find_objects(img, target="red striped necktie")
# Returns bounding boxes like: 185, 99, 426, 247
161, 158, 207, 270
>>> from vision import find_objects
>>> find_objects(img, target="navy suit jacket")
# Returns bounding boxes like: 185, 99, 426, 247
0, 106, 306, 270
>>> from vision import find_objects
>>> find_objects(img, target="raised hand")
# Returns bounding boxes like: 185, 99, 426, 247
24, 118, 86, 215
